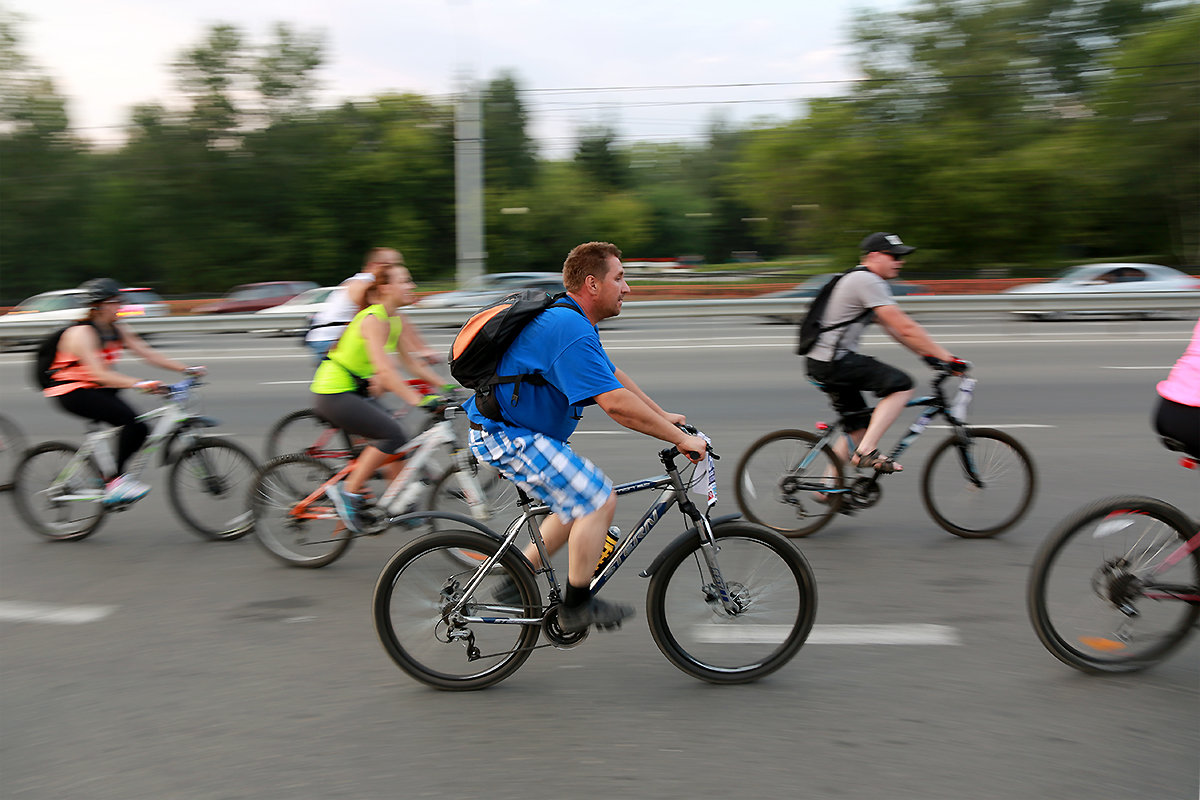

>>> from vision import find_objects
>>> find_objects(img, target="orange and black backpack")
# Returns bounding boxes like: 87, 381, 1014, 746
448, 289, 584, 422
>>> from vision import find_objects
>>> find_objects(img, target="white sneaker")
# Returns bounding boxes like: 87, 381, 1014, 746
103, 475, 151, 505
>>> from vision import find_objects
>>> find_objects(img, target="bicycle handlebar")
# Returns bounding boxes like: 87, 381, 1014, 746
923, 355, 971, 375
668, 424, 720, 462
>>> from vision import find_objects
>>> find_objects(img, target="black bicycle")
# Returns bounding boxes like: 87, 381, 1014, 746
735, 362, 1036, 538
372, 429, 818, 690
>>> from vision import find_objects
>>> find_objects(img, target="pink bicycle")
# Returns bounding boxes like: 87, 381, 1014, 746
1027, 439, 1200, 673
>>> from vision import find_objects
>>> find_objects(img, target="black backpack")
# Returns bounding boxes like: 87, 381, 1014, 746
33, 321, 90, 390
449, 289, 585, 422
795, 266, 872, 356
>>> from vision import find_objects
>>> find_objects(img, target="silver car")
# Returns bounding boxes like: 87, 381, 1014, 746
414, 272, 566, 310
1004, 263, 1200, 320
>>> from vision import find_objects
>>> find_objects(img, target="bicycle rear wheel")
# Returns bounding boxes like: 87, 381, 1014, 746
921, 427, 1035, 537
646, 521, 817, 684
0, 413, 26, 491
168, 438, 257, 540
734, 429, 845, 537
373, 529, 541, 691
12, 442, 107, 541
250, 454, 352, 567
1028, 496, 1199, 674
264, 409, 359, 466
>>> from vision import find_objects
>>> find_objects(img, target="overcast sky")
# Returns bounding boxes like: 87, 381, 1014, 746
9, 0, 911, 154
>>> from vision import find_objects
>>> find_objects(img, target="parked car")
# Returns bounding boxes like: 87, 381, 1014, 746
1003, 263, 1200, 320
757, 274, 930, 323
414, 272, 566, 310
252, 285, 337, 333
194, 281, 319, 314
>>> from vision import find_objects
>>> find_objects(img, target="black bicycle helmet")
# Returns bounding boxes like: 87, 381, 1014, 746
80, 278, 122, 305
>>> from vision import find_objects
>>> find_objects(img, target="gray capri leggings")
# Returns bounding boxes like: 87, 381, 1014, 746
311, 392, 408, 455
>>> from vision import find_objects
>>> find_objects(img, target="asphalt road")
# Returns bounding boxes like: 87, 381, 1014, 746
1, 315, 1197, 800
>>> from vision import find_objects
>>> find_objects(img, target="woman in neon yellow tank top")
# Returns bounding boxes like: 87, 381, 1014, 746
311, 265, 445, 533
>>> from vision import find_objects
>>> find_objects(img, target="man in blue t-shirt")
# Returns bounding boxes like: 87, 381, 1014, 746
465, 241, 708, 633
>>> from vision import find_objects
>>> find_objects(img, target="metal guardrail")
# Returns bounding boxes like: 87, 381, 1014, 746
0, 292, 1196, 343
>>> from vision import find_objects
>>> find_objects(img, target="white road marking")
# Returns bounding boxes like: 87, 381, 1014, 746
0, 601, 116, 625
928, 424, 1054, 429
693, 623, 961, 645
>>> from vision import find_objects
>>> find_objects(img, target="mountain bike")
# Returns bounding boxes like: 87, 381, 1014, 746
0, 412, 26, 491
1027, 439, 1200, 673
11, 377, 257, 541
262, 379, 436, 465
250, 396, 503, 568
372, 429, 818, 690
261, 382, 520, 543
734, 361, 1036, 538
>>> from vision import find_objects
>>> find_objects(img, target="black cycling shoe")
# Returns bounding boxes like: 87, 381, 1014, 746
490, 575, 523, 607
557, 597, 634, 632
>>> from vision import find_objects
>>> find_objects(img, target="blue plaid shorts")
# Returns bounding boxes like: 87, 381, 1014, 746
469, 427, 612, 521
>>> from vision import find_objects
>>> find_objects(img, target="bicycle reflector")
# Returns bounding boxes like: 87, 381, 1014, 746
1181, 458, 1198, 470
815, 422, 830, 432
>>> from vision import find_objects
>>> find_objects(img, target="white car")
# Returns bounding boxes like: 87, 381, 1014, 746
252, 286, 338, 333
1003, 263, 1200, 320
1, 287, 170, 323
0, 287, 170, 346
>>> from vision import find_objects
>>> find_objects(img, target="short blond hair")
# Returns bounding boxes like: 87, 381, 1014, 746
562, 242, 622, 292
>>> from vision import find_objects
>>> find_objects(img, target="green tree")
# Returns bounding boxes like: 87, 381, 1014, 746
1083, 5, 1200, 262
483, 72, 537, 189
0, 7, 90, 300
574, 126, 629, 189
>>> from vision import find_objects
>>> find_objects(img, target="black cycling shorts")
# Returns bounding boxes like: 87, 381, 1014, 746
311, 391, 408, 455
806, 353, 913, 433
1153, 395, 1200, 459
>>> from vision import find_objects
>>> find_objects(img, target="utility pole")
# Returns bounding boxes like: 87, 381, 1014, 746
454, 76, 485, 285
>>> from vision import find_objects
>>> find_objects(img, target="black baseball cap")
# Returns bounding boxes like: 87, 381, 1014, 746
860, 232, 916, 256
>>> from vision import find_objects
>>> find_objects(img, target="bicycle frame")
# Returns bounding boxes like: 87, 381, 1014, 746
444, 445, 742, 628
800, 371, 981, 495
52, 379, 210, 500
288, 409, 490, 527
1113, 515, 1200, 604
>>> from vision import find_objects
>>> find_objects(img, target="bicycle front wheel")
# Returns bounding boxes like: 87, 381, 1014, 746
12, 442, 107, 541
374, 529, 541, 691
0, 414, 26, 491
250, 454, 351, 568
168, 438, 257, 540
920, 427, 1035, 537
1028, 496, 1199, 674
427, 462, 520, 531
264, 409, 358, 466
646, 521, 817, 684
734, 429, 845, 537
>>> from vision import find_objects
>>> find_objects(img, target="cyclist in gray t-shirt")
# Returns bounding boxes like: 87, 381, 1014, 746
806, 232, 959, 473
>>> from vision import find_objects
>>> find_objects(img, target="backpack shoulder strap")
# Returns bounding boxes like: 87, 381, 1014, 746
817, 266, 872, 334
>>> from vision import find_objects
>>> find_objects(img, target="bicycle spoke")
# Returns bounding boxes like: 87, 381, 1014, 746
1029, 497, 1199, 672
373, 531, 540, 690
